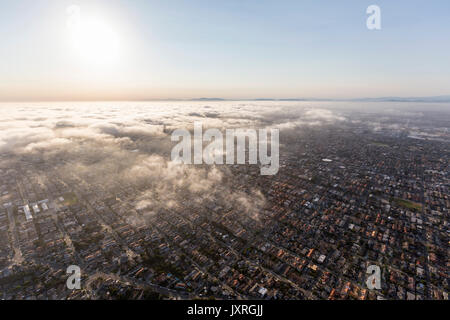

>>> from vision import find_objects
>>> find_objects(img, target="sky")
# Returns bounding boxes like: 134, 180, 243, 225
0, 0, 449, 101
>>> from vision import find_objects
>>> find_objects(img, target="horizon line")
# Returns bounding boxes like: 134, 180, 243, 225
1, 95, 450, 103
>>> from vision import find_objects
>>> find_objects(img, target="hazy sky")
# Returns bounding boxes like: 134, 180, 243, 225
1, 0, 449, 101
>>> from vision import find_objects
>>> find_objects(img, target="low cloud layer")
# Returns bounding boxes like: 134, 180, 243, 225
0, 101, 350, 222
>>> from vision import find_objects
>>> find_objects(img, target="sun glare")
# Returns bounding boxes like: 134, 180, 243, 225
67, 5, 120, 66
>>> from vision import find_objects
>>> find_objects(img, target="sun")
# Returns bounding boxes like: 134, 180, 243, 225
67, 5, 120, 66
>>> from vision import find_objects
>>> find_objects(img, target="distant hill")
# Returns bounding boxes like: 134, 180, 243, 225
191, 98, 226, 101
187, 96, 450, 102
352, 96, 450, 103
